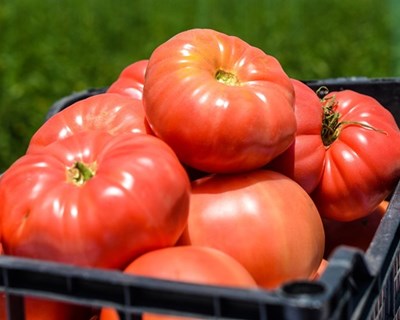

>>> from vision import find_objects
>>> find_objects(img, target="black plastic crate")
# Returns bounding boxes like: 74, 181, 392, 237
1, 77, 399, 320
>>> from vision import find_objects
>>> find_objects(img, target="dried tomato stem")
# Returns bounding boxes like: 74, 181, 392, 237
215, 69, 240, 86
321, 96, 341, 146
316, 86, 329, 99
67, 161, 96, 186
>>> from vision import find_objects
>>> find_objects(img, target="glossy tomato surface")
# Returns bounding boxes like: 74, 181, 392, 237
27, 93, 151, 154
107, 59, 148, 100
0, 131, 190, 269
267, 79, 325, 194
143, 28, 296, 173
99, 245, 258, 320
312, 90, 400, 221
179, 170, 325, 289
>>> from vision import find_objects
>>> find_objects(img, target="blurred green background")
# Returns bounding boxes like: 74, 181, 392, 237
1, 0, 399, 172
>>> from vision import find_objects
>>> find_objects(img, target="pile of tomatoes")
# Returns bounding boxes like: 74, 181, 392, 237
1, 28, 400, 320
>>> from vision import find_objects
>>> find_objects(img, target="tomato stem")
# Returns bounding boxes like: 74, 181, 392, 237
316, 86, 329, 99
321, 95, 387, 147
321, 96, 341, 146
67, 161, 96, 186
215, 69, 240, 86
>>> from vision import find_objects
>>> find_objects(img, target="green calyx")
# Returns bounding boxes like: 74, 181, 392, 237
321, 94, 387, 147
321, 96, 342, 146
67, 161, 96, 186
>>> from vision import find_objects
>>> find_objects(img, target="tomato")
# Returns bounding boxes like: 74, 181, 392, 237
312, 90, 400, 221
99, 245, 258, 320
179, 170, 325, 289
268, 83, 400, 221
27, 93, 152, 154
143, 28, 296, 174
107, 59, 148, 100
323, 200, 389, 258
0, 131, 190, 269
267, 79, 325, 194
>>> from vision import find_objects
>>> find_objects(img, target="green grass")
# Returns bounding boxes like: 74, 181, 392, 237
0, 0, 398, 172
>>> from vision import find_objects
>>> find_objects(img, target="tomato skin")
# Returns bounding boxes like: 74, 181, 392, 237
312, 90, 400, 221
179, 170, 325, 289
0, 131, 190, 269
27, 93, 151, 154
107, 59, 148, 100
99, 245, 258, 320
122, 246, 257, 287
267, 79, 325, 194
143, 28, 296, 173
105, 60, 153, 133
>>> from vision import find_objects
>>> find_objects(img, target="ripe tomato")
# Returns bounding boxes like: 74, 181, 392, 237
323, 200, 389, 258
312, 90, 400, 221
27, 93, 152, 154
107, 59, 148, 100
179, 170, 325, 289
0, 131, 190, 269
99, 245, 258, 320
267, 79, 325, 194
269, 83, 400, 221
143, 28, 296, 173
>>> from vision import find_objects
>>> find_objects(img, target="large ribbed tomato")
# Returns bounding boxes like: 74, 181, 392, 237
268, 83, 400, 221
312, 90, 400, 221
179, 170, 325, 289
143, 28, 296, 174
0, 131, 190, 269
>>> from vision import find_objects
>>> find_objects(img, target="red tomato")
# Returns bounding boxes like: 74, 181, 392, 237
267, 79, 325, 194
99, 245, 258, 320
27, 93, 152, 154
0, 131, 190, 269
107, 59, 148, 100
312, 90, 400, 221
143, 28, 296, 173
323, 200, 389, 258
179, 170, 325, 289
